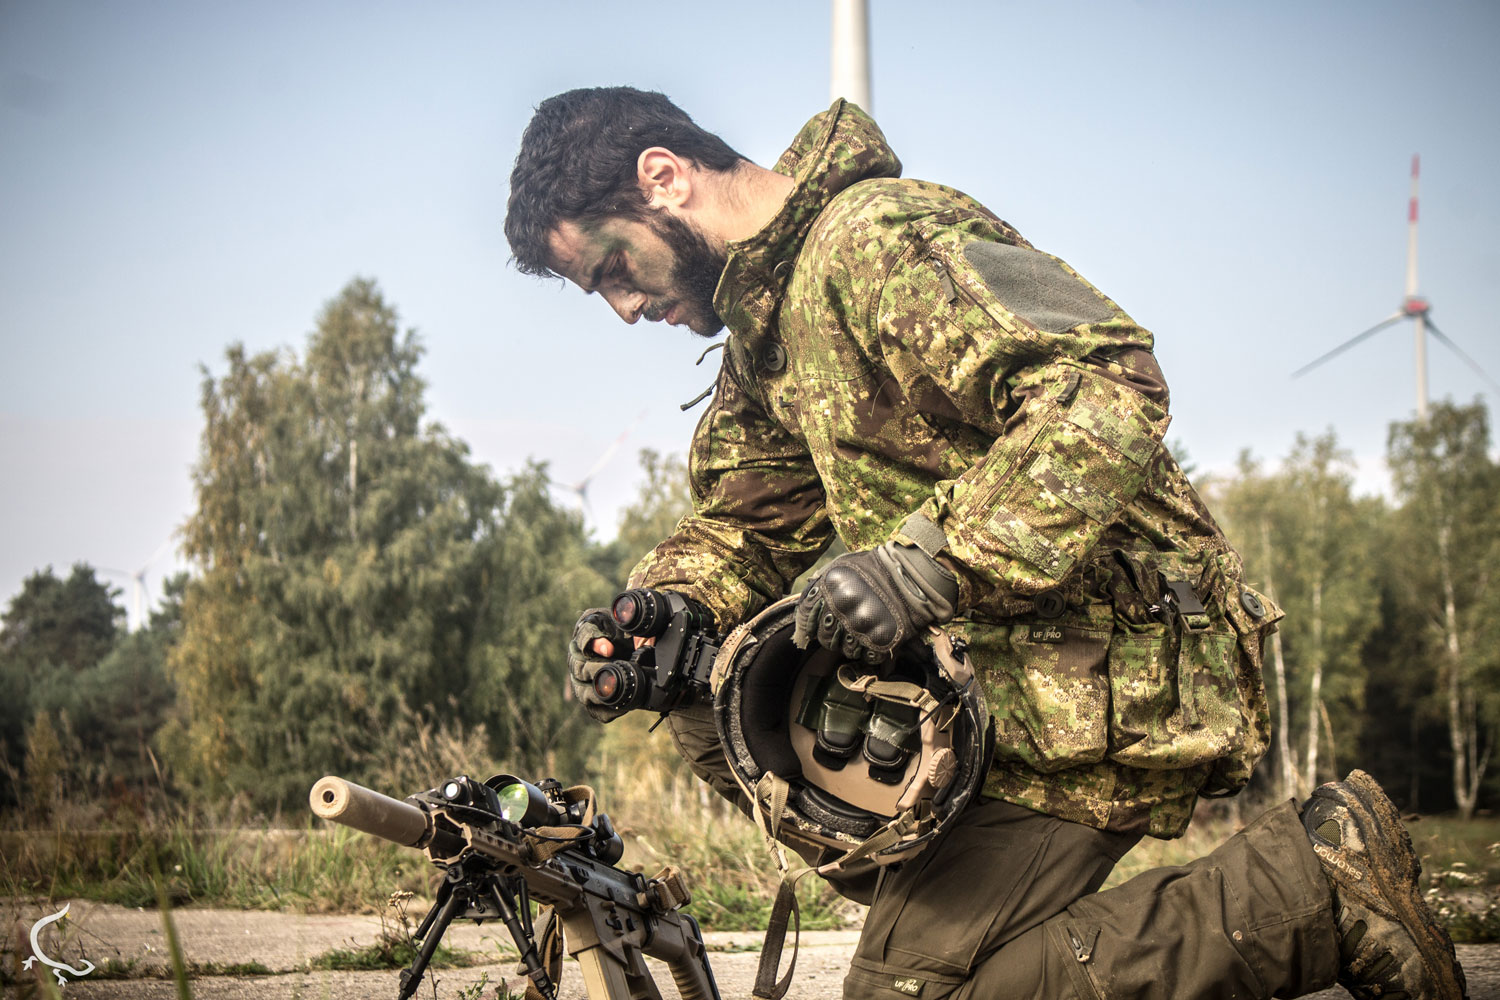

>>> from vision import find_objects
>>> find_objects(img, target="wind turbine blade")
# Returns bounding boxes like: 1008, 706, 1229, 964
1291, 312, 1406, 379
551, 409, 651, 512
578, 409, 649, 485
1405, 153, 1421, 298
141, 536, 175, 570
580, 431, 631, 484
1424, 318, 1500, 394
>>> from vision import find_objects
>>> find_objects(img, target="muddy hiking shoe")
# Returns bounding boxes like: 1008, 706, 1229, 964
1303, 769, 1468, 1000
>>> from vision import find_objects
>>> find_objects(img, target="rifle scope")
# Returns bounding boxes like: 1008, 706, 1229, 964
489, 774, 624, 864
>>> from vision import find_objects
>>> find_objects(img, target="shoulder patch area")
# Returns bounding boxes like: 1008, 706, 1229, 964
962, 242, 1115, 334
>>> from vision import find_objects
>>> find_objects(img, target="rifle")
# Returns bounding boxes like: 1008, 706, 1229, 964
310, 772, 721, 1000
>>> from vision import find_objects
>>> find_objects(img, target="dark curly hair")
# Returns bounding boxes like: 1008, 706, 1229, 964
505, 87, 746, 278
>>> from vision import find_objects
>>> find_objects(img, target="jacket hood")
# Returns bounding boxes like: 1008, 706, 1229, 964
714, 101, 902, 342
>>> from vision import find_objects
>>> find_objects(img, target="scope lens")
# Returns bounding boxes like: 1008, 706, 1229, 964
495, 781, 531, 822
488, 775, 555, 827
442, 780, 463, 801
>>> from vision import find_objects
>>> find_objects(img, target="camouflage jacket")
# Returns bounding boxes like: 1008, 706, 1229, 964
632, 101, 1276, 837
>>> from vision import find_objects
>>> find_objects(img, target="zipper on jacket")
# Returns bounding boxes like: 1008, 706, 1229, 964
933, 259, 957, 304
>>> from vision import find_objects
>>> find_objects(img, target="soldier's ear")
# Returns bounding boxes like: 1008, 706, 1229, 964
637, 148, 693, 210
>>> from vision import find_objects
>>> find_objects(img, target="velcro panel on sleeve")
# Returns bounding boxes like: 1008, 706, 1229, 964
1026, 452, 1119, 524
962, 242, 1117, 334
1062, 380, 1166, 467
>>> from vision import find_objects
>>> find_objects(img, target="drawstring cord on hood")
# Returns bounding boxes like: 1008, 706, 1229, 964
680, 341, 726, 410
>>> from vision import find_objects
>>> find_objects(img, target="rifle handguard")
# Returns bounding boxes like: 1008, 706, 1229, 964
311, 775, 428, 848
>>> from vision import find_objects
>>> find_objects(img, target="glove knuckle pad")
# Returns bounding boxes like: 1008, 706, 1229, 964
822, 565, 898, 647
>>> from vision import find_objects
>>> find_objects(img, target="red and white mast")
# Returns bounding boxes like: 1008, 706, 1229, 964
1293, 155, 1494, 415
1402, 154, 1430, 421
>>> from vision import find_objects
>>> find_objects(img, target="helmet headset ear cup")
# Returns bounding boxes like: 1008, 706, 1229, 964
712, 594, 993, 868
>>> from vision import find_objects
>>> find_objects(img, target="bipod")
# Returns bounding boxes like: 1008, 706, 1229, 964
397, 858, 558, 1000
399, 872, 463, 1000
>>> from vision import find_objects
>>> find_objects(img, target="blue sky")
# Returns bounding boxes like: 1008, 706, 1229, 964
2, 1, 1497, 624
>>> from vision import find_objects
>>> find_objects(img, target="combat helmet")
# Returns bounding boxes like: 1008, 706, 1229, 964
711, 594, 993, 872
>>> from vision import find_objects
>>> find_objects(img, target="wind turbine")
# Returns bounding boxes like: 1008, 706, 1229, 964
550, 410, 649, 516
1293, 155, 1497, 421
830, 0, 871, 112
100, 536, 175, 632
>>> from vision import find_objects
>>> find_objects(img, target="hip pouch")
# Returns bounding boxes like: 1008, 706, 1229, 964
1103, 548, 1273, 787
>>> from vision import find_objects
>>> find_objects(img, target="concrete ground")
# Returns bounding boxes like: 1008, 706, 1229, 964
4, 901, 1496, 998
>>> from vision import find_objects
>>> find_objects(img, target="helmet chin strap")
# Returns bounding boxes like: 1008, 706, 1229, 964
752, 772, 794, 876
748, 770, 930, 1000
816, 810, 927, 876
834, 664, 943, 717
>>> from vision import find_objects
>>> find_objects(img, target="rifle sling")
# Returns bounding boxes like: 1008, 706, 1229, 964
522, 906, 565, 1000
526, 826, 591, 862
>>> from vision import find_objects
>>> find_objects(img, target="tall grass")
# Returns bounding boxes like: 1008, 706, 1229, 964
0, 714, 493, 913
5, 712, 1494, 941
1101, 799, 1500, 943
1, 714, 858, 931
1, 815, 432, 912
1408, 815, 1500, 943
587, 713, 861, 931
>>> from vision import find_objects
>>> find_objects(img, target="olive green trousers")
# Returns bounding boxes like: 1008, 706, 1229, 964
666, 705, 1339, 999
842, 796, 1340, 1000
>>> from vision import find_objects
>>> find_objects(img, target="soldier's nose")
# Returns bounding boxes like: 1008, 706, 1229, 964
604, 291, 642, 324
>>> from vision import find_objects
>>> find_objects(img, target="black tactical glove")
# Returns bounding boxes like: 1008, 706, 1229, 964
567, 608, 631, 722
793, 535, 959, 664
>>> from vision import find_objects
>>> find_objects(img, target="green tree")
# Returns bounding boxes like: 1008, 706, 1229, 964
37, 573, 185, 799
1213, 452, 1298, 799
0, 563, 122, 676
1274, 433, 1381, 790
608, 449, 694, 587
0, 564, 123, 784
1357, 539, 1453, 813
166, 279, 609, 806
466, 463, 613, 779
1387, 400, 1500, 819
1212, 433, 1380, 797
